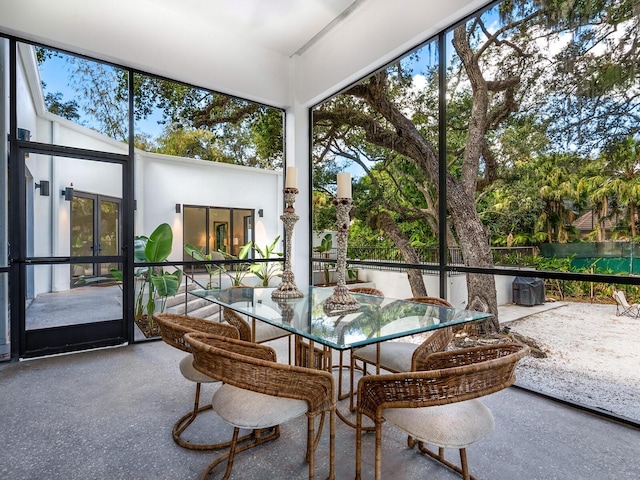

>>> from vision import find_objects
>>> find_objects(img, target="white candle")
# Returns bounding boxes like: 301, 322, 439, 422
337, 172, 352, 198
285, 166, 298, 188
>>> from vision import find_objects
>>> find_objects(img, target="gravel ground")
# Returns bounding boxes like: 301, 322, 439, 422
505, 302, 640, 421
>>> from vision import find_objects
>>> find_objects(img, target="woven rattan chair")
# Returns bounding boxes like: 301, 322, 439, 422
185, 331, 336, 480
154, 313, 251, 451
355, 342, 530, 480
349, 287, 384, 296
349, 297, 454, 410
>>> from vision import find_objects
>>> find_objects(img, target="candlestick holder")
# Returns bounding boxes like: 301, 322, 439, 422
323, 198, 359, 312
272, 187, 304, 299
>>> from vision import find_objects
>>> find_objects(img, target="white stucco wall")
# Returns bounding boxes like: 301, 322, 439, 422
136, 153, 282, 262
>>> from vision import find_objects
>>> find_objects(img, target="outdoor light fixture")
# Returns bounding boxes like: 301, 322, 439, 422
62, 187, 74, 201
258, 209, 264, 217
35, 180, 50, 196
175, 203, 181, 213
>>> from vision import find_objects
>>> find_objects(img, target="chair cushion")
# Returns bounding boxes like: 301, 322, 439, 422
254, 321, 289, 343
383, 399, 494, 448
212, 384, 308, 429
179, 354, 217, 384
353, 342, 417, 372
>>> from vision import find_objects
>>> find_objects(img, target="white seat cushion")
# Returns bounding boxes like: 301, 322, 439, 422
179, 354, 217, 384
212, 384, 308, 429
254, 321, 289, 343
383, 399, 494, 448
353, 342, 417, 372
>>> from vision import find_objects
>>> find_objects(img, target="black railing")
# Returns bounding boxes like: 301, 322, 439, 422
312, 246, 537, 273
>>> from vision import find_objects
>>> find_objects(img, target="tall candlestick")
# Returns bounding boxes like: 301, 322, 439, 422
323, 197, 359, 312
337, 172, 351, 198
272, 186, 303, 299
285, 166, 298, 189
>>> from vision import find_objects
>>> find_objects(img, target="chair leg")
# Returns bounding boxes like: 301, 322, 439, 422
459, 448, 470, 480
200, 426, 281, 480
174, 382, 258, 451
417, 442, 478, 480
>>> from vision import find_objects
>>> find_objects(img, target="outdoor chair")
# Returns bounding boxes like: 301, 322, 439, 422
612, 290, 640, 318
355, 342, 530, 480
349, 287, 384, 296
184, 331, 336, 480
223, 307, 292, 360
349, 297, 454, 410
154, 313, 252, 451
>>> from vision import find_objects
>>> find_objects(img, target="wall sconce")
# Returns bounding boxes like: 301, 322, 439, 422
35, 180, 50, 197
175, 204, 181, 213
258, 209, 264, 217
61, 187, 74, 201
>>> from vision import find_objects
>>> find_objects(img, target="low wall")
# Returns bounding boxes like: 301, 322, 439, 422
357, 268, 516, 308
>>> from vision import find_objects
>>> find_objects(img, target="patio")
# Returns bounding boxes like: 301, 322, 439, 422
1, 336, 638, 479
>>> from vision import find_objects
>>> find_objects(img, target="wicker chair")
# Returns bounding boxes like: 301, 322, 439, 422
185, 332, 336, 480
355, 342, 530, 480
349, 297, 454, 410
349, 287, 384, 296
221, 307, 283, 343
154, 313, 247, 450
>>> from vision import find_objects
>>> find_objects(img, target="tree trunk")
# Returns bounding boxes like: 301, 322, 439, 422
373, 211, 428, 297
447, 182, 500, 333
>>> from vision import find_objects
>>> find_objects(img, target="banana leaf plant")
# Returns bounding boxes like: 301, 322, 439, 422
184, 244, 225, 289
314, 233, 333, 285
250, 236, 283, 287
111, 223, 182, 325
219, 241, 253, 286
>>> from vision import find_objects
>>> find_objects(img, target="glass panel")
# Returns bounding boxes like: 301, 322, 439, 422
18, 43, 129, 153
99, 197, 120, 275
132, 72, 284, 171
210, 208, 231, 255
71, 195, 95, 277
311, 38, 440, 295
25, 264, 123, 330
0, 272, 8, 360
183, 206, 207, 261
232, 209, 253, 257
27, 154, 122, 291
0, 37, 8, 269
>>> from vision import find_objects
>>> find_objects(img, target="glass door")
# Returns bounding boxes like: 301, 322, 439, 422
71, 193, 121, 286
16, 147, 129, 358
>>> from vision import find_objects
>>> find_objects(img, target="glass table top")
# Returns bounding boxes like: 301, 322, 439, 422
190, 286, 493, 351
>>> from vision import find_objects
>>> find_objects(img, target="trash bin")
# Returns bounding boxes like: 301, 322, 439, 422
512, 277, 545, 306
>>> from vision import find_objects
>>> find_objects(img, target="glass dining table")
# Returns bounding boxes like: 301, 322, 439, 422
189, 285, 492, 365
190, 285, 493, 427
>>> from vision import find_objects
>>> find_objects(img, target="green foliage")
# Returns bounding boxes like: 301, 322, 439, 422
314, 234, 333, 285
249, 236, 283, 287
218, 242, 253, 286
184, 244, 225, 289
111, 223, 182, 326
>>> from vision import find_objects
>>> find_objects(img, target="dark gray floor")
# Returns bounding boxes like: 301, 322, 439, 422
1, 338, 638, 480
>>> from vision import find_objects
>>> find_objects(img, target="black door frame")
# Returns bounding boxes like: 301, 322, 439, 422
11, 142, 133, 358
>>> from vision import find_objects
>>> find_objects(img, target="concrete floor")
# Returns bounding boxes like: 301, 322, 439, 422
1, 337, 638, 480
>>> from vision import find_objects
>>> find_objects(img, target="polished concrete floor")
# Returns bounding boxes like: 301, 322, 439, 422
1, 337, 638, 480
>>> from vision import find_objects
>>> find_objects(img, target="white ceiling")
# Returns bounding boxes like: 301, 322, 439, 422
150, 0, 365, 57
0, 0, 489, 107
